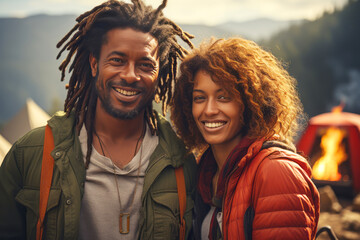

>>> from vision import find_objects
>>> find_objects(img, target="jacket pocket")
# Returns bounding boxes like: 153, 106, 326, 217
15, 187, 61, 239
151, 191, 180, 240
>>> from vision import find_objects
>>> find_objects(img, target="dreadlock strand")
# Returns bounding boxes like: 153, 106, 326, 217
76, 82, 91, 129
59, 61, 67, 81
145, 105, 157, 135
175, 47, 187, 59
65, 32, 84, 52
66, 80, 86, 110
66, 65, 89, 110
159, 71, 168, 100
165, 20, 194, 49
56, 31, 82, 60
151, 0, 167, 23
156, 0, 168, 13
131, 0, 143, 12
59, 49, 77, 81
69, 48, 86, 73
167, 54, 177, 104
163, 68, 173, 113
84, 85, 98, 169
82, 8, 106, 35
56, 23, 81, 49
75, 1, 110, 23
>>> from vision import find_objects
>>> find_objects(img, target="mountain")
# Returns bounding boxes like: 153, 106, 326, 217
0, 14, 77, 124
0, 14, 296, 124
217, 18, 303, 40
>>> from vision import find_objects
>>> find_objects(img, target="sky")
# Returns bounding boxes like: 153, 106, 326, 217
0, 0, 348, 25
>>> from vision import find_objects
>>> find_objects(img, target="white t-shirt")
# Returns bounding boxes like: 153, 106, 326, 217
201, 206, 223, 240
78, 125, 158, 240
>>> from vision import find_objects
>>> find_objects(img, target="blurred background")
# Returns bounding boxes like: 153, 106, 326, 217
0, 0, 358, 125
0, 0, 360, 239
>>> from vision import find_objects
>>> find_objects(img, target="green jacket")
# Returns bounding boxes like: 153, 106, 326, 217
0, 111, 197, 240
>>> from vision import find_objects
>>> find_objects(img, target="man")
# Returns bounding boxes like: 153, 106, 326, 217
0, 0, 197, 239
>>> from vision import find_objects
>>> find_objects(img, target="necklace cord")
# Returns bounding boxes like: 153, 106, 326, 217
93, 123, 146, 233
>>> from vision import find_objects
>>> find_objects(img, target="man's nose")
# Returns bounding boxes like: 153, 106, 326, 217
120, 63, 140, 83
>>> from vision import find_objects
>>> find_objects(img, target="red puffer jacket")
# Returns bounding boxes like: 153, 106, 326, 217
222, 139, 320, 240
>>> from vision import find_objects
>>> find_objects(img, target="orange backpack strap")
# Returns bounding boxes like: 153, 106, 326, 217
175, 166, 186, 240
36, 124, 55, 240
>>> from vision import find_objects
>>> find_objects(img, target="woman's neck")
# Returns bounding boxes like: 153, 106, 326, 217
210, 136, 242, 172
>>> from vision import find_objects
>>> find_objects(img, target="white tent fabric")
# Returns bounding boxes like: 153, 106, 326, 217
0, 134, 11, 165
0, 98, 50, 144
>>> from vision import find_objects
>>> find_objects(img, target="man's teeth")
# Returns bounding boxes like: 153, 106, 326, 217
204, 122, 225, 128
115, 88, 138, 96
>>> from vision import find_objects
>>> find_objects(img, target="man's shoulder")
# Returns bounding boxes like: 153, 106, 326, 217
155, 112, 177, 139
154, 112, 196, 169
14, 126, 47, 149
14, 111, 75, 148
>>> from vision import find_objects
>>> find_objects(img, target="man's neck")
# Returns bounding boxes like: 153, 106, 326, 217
91, 100, 148, 168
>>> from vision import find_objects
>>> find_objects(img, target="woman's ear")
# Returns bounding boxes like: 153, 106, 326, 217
89, 54, 98, 77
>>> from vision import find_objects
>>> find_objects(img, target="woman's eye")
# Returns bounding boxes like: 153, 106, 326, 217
193, 96, 205, 103
218, 95, 231, 101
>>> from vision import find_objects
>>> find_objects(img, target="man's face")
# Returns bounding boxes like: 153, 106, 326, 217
90, 27, 159, 119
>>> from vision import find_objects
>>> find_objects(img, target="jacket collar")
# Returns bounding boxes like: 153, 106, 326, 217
142, 112, 189, 193
47, 111, 77, 151
152, 112, 188, 168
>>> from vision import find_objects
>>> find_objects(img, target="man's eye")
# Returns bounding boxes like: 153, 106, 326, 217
139, 62, 156, 71
110, 58, 124, 64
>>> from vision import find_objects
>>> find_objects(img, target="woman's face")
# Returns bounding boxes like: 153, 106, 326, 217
192, 70, 243, 148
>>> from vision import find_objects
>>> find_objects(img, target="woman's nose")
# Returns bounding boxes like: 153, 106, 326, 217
204, 99, 219, 116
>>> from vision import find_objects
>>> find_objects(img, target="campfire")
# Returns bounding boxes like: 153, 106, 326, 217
297, 104, 360, 197
311, 104, 348, 182
312, 126, 348, 181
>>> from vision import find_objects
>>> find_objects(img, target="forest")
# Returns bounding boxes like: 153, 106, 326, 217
262, 0, 360, 117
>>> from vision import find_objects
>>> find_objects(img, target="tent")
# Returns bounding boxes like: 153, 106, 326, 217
0, 134, 11, 165
296, 111, 360, 193
0, 98, 50, 144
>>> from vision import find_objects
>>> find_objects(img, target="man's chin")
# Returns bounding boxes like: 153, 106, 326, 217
102, 102, 148, 120
99, 95, 152, 120
105, 107, 142, 120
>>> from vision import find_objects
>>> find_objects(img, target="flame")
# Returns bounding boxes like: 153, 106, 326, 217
312, 127, 347, 181
331, 102, 345, 113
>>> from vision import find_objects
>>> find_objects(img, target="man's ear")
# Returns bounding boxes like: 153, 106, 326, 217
89, 54, 98, 77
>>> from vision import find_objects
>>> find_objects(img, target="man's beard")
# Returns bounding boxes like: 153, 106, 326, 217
99, 93, 150, 120
95, 76, 155, 120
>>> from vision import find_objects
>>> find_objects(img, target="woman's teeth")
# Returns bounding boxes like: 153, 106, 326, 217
204, 122, 225, 128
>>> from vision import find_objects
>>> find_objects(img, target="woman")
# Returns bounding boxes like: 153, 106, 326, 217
170, 38, 320, 240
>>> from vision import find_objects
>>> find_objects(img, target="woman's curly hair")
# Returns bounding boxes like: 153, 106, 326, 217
170, 37, 305, 152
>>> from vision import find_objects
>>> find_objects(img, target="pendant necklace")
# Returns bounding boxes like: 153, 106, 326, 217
94, 123, 146, 234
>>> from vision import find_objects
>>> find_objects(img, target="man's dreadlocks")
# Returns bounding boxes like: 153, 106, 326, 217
56, 0, 194, 168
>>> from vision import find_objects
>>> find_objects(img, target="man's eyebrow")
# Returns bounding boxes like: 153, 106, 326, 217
106, 51, 126, 58
106, 51, 158, 65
